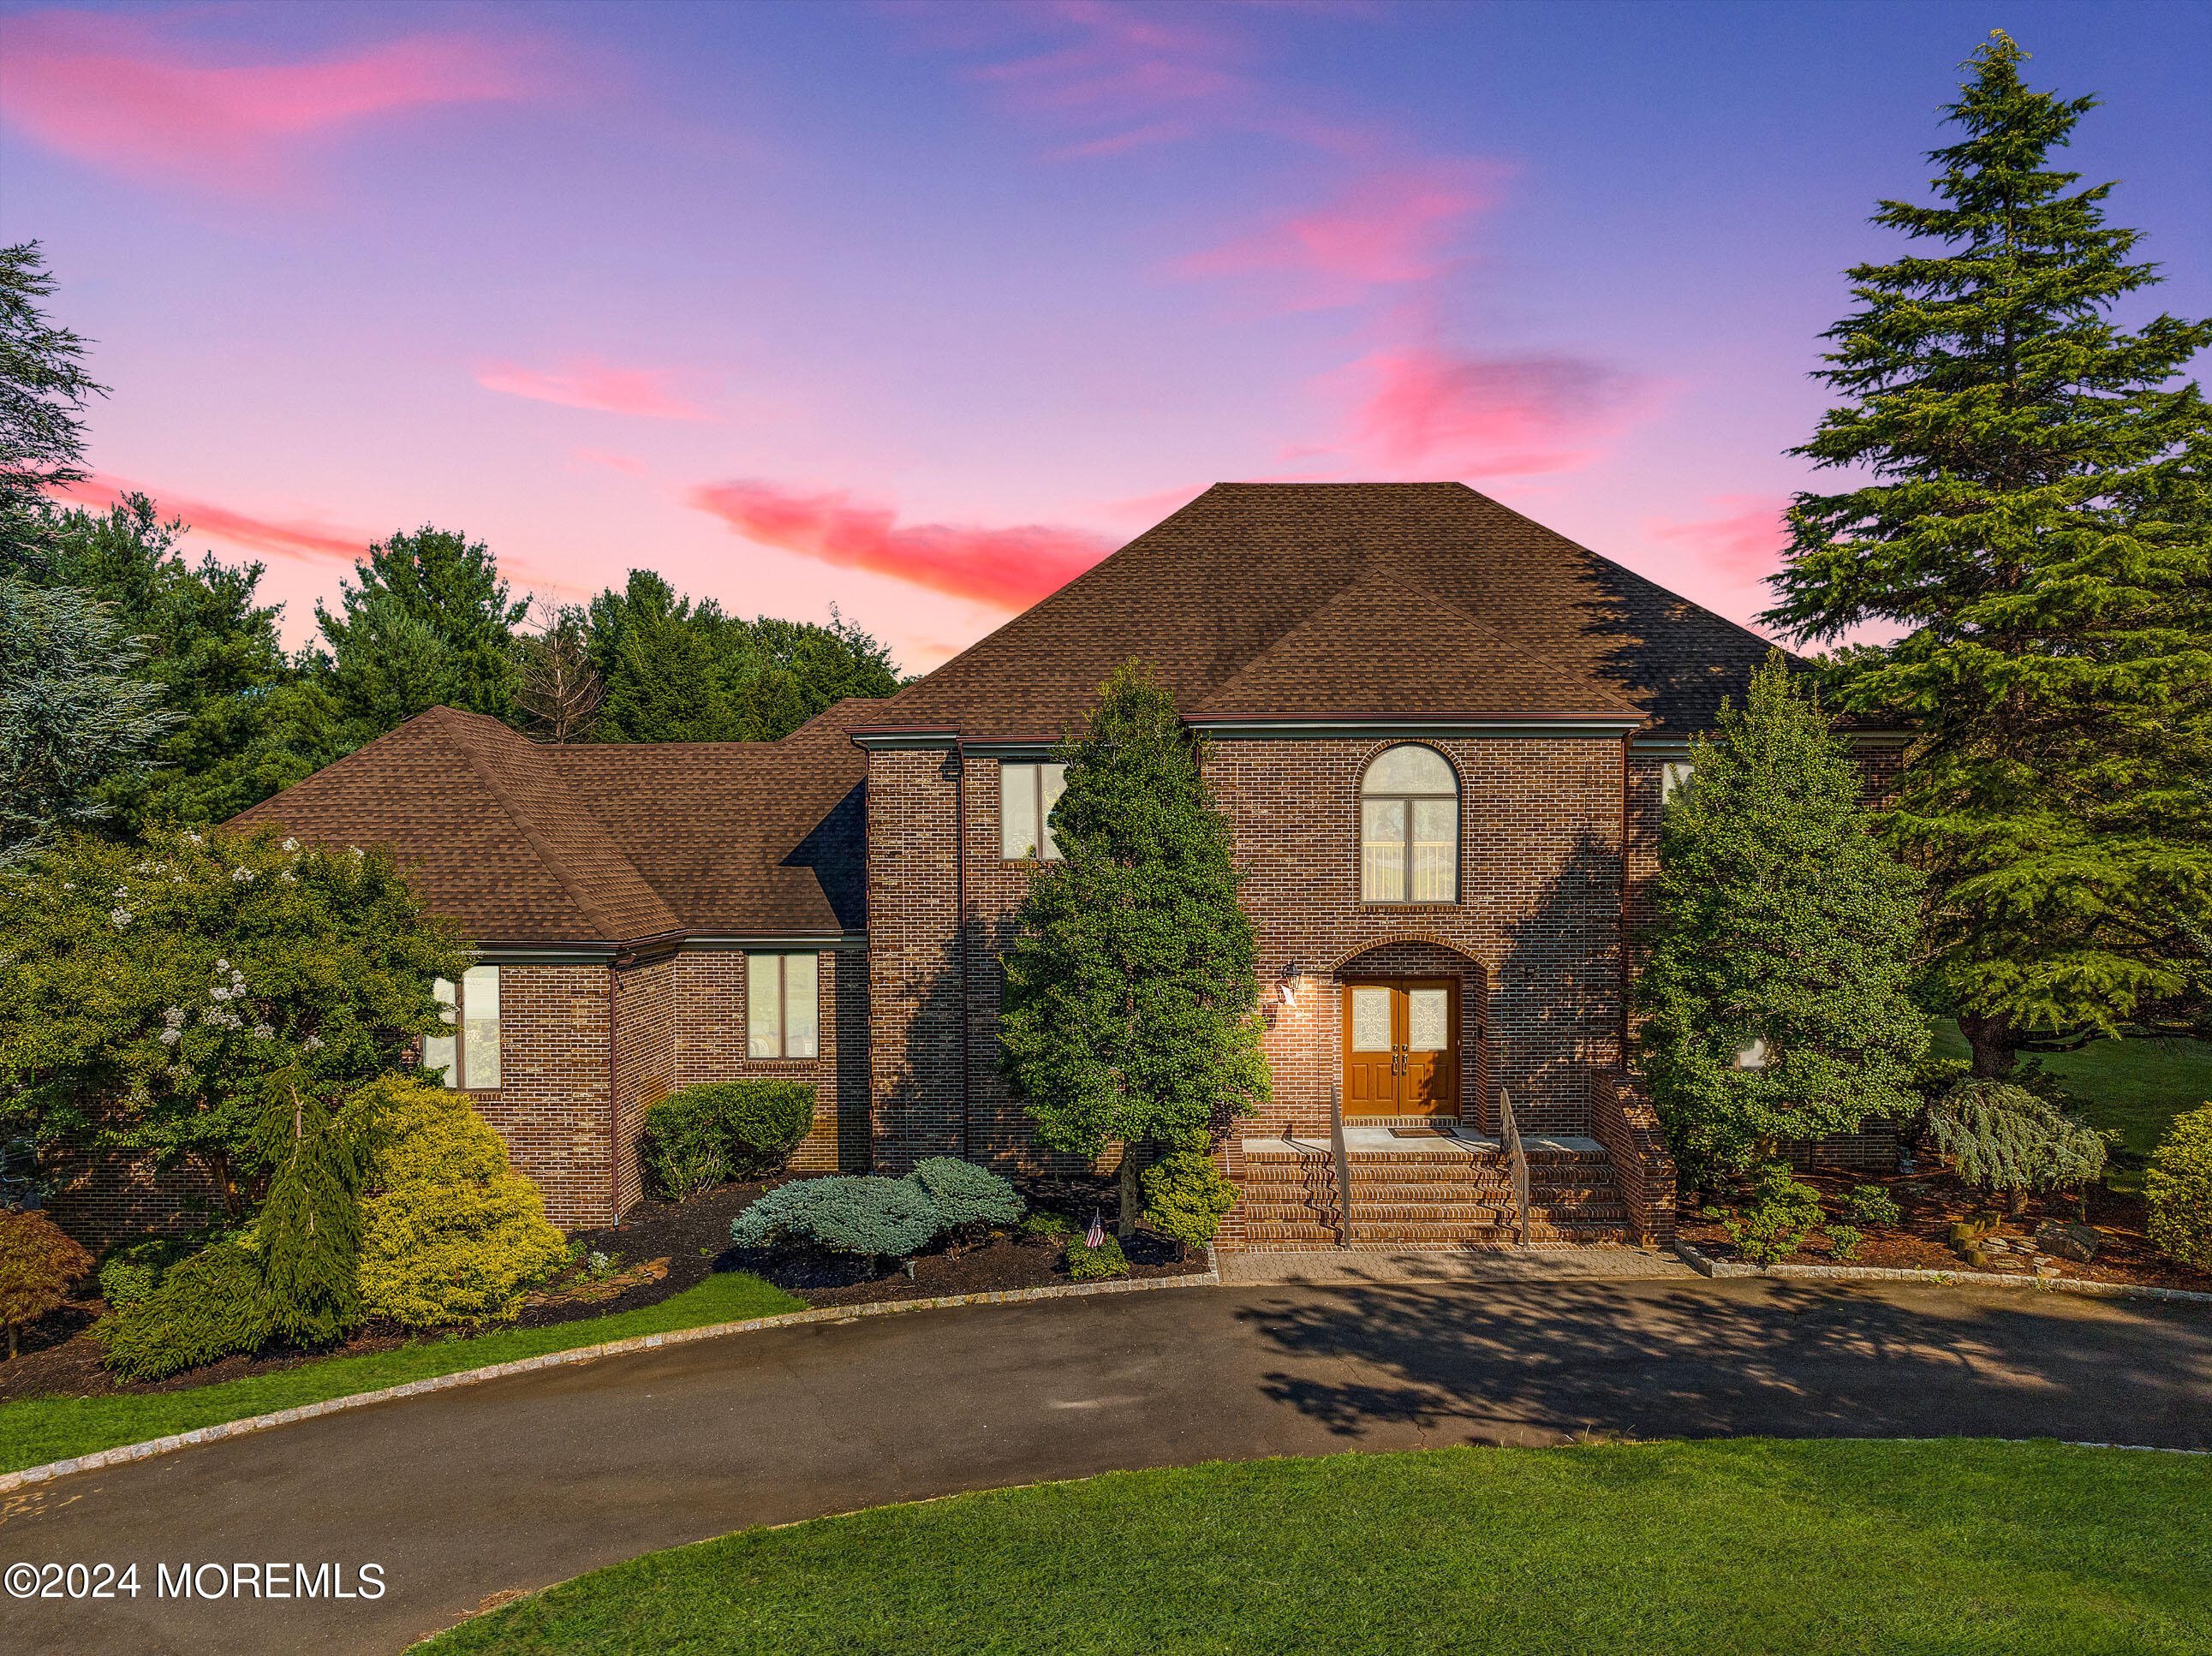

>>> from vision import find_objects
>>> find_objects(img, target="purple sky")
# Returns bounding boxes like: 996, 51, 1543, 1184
4, 0, 2207, 670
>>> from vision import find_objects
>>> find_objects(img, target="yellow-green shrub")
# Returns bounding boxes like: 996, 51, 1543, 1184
2146, 1104, 2212, 1272
355, 1076, 569, 1327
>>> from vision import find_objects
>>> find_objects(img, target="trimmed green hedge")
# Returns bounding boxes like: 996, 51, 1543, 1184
642, 1081, 815, 1198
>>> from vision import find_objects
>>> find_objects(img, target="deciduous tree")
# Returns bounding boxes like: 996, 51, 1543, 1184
0, 825, 467, 1220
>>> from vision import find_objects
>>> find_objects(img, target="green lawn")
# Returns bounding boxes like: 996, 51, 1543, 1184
424, 1440, 2212, 1655
1931, 1020, 2212, 1187
0, 1269, 801, 1475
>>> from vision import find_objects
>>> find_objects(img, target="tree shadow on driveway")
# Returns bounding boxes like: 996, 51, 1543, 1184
1231, 1279, 2212, 1448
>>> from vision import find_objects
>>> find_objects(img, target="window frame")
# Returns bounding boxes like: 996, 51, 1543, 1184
1358, 744, 1461, 906
746, 952, 820, 1061
425, 964, 501, 1091
1000, 761, 1068, 861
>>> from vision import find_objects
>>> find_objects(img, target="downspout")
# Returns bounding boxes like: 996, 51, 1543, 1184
1619, 734, 1632, 1069
607, 952, 628, 1224
954, 740, 971, 1161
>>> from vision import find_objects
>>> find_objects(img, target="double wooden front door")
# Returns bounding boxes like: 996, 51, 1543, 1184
1341, 978, 1459, 1117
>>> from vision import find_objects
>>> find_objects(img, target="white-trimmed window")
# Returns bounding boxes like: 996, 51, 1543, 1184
1001, 762, 1068, 860
424, 965, 501, 1089
1360, 744, 1458, 903
1662, 761, 1695, 804
747, 953, 819, 1059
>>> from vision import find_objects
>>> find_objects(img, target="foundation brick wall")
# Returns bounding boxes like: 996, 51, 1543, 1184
41, 1142, 225, 1249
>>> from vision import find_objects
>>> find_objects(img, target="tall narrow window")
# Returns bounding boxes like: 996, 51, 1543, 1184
1360, 745, 1458, 903
1662, 761, 1695, 804
425, 966, 501, 1088
747, 953, 820, 1059
1000, 762, 1068, 860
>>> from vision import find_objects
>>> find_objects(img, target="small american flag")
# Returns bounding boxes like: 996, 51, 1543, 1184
1086, 1210, 1105, 1249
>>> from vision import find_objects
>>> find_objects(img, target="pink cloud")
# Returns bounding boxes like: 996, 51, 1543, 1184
0, 11, 549, 194
1643, 494, 1792, 581
52, 472, 369, 565
1172, 163, 1505, 307
574, 449, 650, 476
1332, 347, 1649, 478
973, 1, 1246, 118
477, 360, 711, 421
689, 480, 1113, 611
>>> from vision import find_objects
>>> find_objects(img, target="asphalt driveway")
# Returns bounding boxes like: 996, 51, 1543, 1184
5, 1277, 2208, 1654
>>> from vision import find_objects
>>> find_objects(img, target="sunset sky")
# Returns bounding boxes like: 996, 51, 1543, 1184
4, 0, 2207, 671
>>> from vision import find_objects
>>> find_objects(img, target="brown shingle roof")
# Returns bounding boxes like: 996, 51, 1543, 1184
1190, 569, 1640, 719
232, 483, 1791, 945
230, 702, 868, 947
867, 481, 1787, 738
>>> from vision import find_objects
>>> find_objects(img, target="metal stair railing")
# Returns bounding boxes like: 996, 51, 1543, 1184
1329, 1083, 1355, 1250
1498, 1089, 1530, 1249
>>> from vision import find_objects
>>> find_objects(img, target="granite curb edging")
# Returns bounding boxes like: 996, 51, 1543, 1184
1672, 1237, 2212, 1305
0, 1261, 1221, 1496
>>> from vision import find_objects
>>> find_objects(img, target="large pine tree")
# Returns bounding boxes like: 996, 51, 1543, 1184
313, 527, 526, 735
998, 660, 1269, 1235
1763, 32, 2212, 1076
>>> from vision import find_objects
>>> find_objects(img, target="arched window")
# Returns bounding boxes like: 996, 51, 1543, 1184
1361, 745, 1458, 903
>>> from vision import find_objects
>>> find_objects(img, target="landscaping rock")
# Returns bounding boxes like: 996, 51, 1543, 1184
2035, 1221, 2101, 1264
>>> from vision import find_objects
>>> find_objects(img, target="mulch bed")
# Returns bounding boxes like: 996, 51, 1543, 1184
0, 1173, 1203, 1406
1679, 1166, 2210, 1293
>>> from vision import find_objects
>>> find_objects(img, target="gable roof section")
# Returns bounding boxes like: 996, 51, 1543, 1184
231, 707, 679, 944
548, 699, 869, 937
865, 482, 1788, 738
230, 702, 870, 948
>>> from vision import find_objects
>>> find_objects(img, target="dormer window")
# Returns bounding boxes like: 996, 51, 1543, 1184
1361, 745, 1458, 903
1002, 762, 1067, 860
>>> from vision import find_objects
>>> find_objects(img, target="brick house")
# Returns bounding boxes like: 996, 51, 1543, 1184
212, 482, 1899, 1253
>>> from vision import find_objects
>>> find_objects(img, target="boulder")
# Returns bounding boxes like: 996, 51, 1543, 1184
2035, 1220, 2100, 1264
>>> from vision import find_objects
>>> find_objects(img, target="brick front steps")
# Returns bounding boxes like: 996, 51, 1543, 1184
1231, 1134, 1636, 1253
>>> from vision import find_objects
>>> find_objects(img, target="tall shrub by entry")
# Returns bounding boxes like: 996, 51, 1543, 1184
1636, 654, 1926, 1186
999, 659, 1269, 1236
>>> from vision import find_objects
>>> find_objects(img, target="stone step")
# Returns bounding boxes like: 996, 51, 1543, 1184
1238, 1215, 1633, 1246
1242, 1147, 1612, 1168
1233, 1237, 1606, 1254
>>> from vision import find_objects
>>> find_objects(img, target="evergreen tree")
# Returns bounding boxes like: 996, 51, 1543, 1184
0, 579, 173, 865
595, 595, 736, 742
42, 494, 341, 830
313, 527, 524, 734
998, 659, 1269, 1235
1763, 33, 2212, 1077
1637, 655, 1927, 1186
0, 241, 104, 578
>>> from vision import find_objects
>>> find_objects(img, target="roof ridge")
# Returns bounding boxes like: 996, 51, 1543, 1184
434, 710, 629, 940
